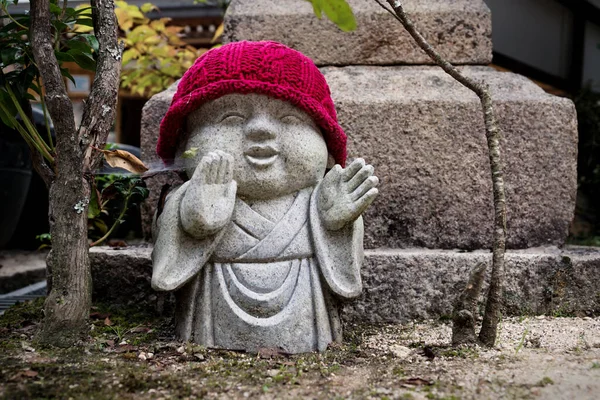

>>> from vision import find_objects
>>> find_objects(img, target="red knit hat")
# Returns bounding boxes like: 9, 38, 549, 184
157, 41, 347, 167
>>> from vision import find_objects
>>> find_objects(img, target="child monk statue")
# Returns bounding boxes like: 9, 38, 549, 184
152, 41, 379, 353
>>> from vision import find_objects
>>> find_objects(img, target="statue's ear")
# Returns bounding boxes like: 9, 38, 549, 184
327, 154, 336, 169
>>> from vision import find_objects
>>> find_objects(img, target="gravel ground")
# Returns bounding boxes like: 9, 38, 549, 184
1, 301, 598, 400
350, 317, 600, 400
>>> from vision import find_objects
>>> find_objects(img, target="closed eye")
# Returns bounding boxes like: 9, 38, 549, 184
219, 112, 246, 123
280, 114, 303, 124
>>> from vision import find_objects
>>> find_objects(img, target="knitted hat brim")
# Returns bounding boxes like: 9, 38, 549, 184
157, 80, 347, 167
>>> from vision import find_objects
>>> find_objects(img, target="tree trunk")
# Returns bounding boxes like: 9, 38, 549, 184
39, 174, 92, 345
30, 0, 122, 346
31, 0, 91, 346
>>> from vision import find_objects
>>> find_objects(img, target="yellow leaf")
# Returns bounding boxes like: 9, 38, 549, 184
101, 149, 148, 174
122, 48, 140, 65
182, 147, 199, 159
73, 24, 94, 33
140, 2, 157, 13
211, 23, 224, 43
121, 19, 134, 32
75, 4, 92, 16
150, 19, 166, 32
144, 35, 162, 45
128, 9, 146, 20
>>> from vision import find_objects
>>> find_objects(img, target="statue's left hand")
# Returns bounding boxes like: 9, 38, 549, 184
318, 158, 379, 231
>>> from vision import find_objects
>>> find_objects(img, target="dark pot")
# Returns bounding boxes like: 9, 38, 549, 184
0, 125, 32, 248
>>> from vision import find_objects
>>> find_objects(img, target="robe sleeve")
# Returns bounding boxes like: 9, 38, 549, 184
309, 183, 364, 299
151, 181, 225, 292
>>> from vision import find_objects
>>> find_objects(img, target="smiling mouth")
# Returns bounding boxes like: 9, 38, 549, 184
244, 145, 279, 168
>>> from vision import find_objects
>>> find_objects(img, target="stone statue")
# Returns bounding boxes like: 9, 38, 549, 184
151, 41, 379, 353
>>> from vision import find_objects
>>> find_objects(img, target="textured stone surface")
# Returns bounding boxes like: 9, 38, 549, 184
90, 246, 600, 322
327, 65, 578, 249
349, 246, 600, 323
140, 66, 578, 249
139, 81, 182, 240
89, 245, 172, 314
223, 0, 492, 66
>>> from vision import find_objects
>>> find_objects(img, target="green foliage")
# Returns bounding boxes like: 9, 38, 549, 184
88, 174, 149, 246
117, 1, 203, 97
306, 0, 357, 32
37, 174, 150, 248
0, 0, 98, 166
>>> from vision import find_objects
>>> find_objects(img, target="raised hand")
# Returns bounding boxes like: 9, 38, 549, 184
180, 150, 237, 239
318, 158, 379, 231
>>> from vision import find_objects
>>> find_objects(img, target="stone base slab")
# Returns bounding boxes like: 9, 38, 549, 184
140, 66, 577, 250
89, 246, 600, 322
223, 0, 492, 66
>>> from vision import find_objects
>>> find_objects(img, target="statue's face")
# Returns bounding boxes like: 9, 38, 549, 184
183, 94, 328, 199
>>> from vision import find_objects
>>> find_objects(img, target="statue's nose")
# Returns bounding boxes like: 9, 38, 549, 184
244, 114, 278, 141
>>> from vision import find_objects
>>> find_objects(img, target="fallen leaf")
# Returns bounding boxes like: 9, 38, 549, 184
90, 312, 110, 320
104, 317, 113, 326
101, 149, 148, 174
400, 377, 434, 387
10, 370, 38, 381
114, 344, 136, 353
257, 347, 290, 359
130, 326, 151, 333
21, 342, 35, 352
107, 240, 128, 248
23, 370, 38, 377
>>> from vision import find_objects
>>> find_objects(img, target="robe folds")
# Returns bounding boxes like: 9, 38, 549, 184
152, 181, 364, 353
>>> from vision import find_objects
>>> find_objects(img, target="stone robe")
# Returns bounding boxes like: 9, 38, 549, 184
152, 181, 363, 353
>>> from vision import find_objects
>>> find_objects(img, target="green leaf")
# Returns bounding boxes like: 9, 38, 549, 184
132, 186, 149, 199
29, 82, 42, 96
0, 93, 15, 128
88, 184, 102, 219
60, 67, 76, 84
67, 49, 97, 71
0, 88, 18, 123
307, 0, 323, 19
320, 0, 356, 32
75, 18, 95, 27
93, 219, 109, 235
0, 47, 19, 66
181, 147, 199, 159
49, 2, 62, 15
52, 20, 69, 34
55, 51, 75, 63
66, 38, 93, 53
81, 34, 99, 52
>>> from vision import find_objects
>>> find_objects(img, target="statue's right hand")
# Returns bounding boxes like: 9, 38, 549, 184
180, 150, 237, 238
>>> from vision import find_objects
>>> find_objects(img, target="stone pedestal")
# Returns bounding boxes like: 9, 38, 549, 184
224, 0, 492, 65
90, 246, 600, 321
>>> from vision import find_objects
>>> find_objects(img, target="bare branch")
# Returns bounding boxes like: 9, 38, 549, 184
30, 149, 56, 188
80, 0, 123, 173
30, 0, 78, 174
379, 0, 507, 346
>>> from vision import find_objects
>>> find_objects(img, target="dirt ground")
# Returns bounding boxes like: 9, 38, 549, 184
0, 300, 598, 400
